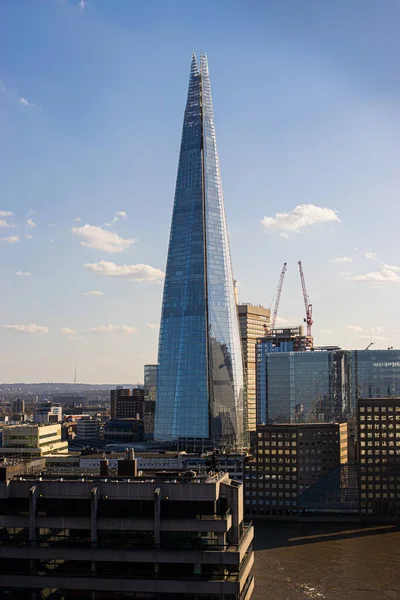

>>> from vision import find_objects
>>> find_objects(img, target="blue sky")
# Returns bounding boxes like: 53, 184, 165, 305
1, 0, 400, 383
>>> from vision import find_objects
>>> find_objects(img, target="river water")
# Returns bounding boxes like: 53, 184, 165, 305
252, 521, 400, 600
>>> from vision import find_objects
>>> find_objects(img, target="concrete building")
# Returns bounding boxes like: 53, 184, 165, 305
0, 467, 254, 599
110, 388, 144, 420
34, 403, 63, 423
76, 416, 101, 441
144, 364, 157, 401
358, 397, 400, 520
0, 423, 68, 458
238, 304, 270, 435
245, 422, 348, 518
12, 398, 25, 414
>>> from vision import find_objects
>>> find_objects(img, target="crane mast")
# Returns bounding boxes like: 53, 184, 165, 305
298, 260, 313, 338
270, 262, 287, 329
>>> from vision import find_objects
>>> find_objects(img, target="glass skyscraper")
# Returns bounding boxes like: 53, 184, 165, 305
154, 53, 244, 447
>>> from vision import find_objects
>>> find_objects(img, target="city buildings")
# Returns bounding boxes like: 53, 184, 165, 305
0, 465, 254, 599
155, 53, 244, 448
144, 364, 157, 401
110, 388, 144, 420
238, 304, 270, 434
12, 398, 25, 414
256, 347, 400, 425
0, 423, 68, 458
76, 416, 101, 441
34, 403, 63, 423
245, 423, 348, 519
358, 397, 400, 519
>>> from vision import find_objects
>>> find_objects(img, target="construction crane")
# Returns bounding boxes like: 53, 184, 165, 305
270, 262, 287, 329
298, 261, 313, 338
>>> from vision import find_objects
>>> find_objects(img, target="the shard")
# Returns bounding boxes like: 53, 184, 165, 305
155, 53, 244, 447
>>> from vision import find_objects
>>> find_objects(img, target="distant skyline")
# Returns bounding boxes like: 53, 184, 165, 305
1, 1, 400, 383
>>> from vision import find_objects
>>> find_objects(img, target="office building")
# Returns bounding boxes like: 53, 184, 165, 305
34, 403, 63, 423
0, 423, 68, 458
110, 388, 144, 420
144, 364, 157, 401
76, 416, 101, 441
155, 53, 244, 448
257, 347, 400, 426
238, 304, 270, 435
12, 398, 25, 414
0, 466, 254, 599
144, 400, 156, 435
104, 418, 144, 443
358, 397, 400, 519
245, 422, 347, 518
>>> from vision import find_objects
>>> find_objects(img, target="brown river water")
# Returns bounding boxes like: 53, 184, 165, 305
252, 521, 400, 600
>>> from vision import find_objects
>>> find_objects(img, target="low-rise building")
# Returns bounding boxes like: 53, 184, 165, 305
104, 418, 144, 443
0, 423, 68, 458
76, 416, 101, 441
0, 466, 254, 599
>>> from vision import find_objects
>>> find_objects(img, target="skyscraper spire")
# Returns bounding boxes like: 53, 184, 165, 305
155, 54, 244, 448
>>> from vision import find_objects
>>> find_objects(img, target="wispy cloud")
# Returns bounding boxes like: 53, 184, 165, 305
261, 204, 340, 237
346, 325, 365, 332
346, 325, 386, 333
364, 251, 377, 260
104, 211, 128, 227
320, 329, 333, 334
72, 224, 134, 253
84, 324, 138, 334
69, 335, 85, 341
19, 97, 29, 106
1, 235, 20, 244
5, 324, 48, 333
330, 256, 352, 264
147, 323, 159, 329
16, 271, 31, 277
82, 290, 103, 296
0, 211, 14, 217
25, 235, 33, 240
349, 269, 400, 284
74, 217, 82, 222
357, 334, 389, 342
0, 219, 16, 228
84, 260, 164, 281
26, 218, 36, 228
60, 327, 76, 335
78, 0, 86, 9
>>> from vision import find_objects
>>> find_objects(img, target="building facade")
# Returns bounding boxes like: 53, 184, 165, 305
257, 348, 400, 426
245, 423, 348, 519
0, 468, 254, 599
1, 423, 68, 457
358, 397, 400, 519
110, 388, 144, 420
76, 417, 101, 441
104, 418, 144, 443
238, 304, 270, 435
155, 53, 244, 448
144, 364, 157, 401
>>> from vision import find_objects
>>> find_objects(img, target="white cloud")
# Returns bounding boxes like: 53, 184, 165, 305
82, 290, 104, 296
78, 0, 86, 9
69, 335, 85, 341
72, 224, 134, 253
26, 218, 36, 228
1, 235, 20, 244
320, 329, 333, 334
25, 235, 33, 239
147, 323, 159, 329
274, 316, 290, 326
60, 327, 76, 335
330, 256, 352, 264
5, 324, 48, 333
19, 97, 29, 106
84, 260, 164, 281
261, 204, 340, 236
104, 211, 128, 227
370, 326, 386, 333
0, 211, 14, 217
0, 219, 16, 228
74, 217, 82, 222
382, 263, 400, 272
16, 271, 31, 277
84, 324, 138, 334
350, 269, 400, 284
364, 251, 377, 260
346, 325, 365, 332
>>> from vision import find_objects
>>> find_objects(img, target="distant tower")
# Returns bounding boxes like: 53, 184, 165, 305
74, 365, 78, 385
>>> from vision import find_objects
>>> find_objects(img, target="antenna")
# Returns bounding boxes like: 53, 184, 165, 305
74, 365, 78, 385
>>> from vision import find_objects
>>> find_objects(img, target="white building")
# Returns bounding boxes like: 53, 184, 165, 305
1, 423, 68, 457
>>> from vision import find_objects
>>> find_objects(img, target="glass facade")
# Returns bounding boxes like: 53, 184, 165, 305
155, 54, 244, 446
257, 348, 400, 425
